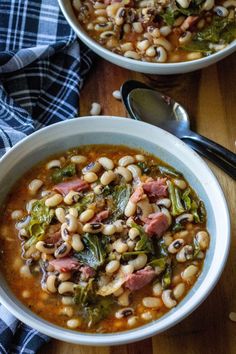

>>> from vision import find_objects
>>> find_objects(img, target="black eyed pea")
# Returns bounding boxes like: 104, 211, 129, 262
68, 207, 78, 218
175, 213, 193, 224
181, 265, 198, 282
36, 241, 56, 254
125, 200, 137, 217
93, 184, 104, 195
71, 234, 84, 252
195, 231, 209, 250
142, 297, 162, 309
98, 157, 114, 170
83, 222, 103, 233
157, 198, 171, 208
128, 227, 140, 240
102, 224, 116, 235
70, 155, 87, 164
115, 166, 132, 182
168, 238, 185, 254
82, 161, 101, 174
124, 50, 141, 60
100, 170, 116, 185
54, 242, 71, 259
84, 171, 98, 183
162, 290, 177, 308
118, 290, 130, 306
161, 207, 172, 226
64, 191, 80, 205
28, 179, 44, 195
152, 282, 163, 296
179, 31, 192, 45
214, 5, 229, 16
115, 307, 134, 319
106, 260, 120, 274
65, 214, 78, 233
137, 198, 153, 220
127, 164, 142, 178
66, 318, 81, 329
118, 155, 135, 167
61, 222, 70, 242
46, 274, 58, 293
79, 209, 94, 223
15, 215, 31, 230
176, 245, 193, 262
46, 159, 61, 169
128, 254, 147, 270
173, 283, 186, 299
58, 281, 76, 295
45, 193, 63, 207
55, 207, 66, 223
155, 46, 168, 63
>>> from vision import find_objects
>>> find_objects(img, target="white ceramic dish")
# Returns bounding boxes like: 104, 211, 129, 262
58, 0, 236, 75
0, 116, 230, 345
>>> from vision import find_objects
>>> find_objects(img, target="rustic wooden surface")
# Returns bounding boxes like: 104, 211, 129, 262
39, 53, 236, 354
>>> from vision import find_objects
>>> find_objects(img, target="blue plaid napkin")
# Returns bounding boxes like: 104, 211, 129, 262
0, 0, 93, 352
0, 0, 92, 158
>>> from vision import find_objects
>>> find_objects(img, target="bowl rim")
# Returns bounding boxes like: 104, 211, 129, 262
0, 116, 231, 345
58, 0, 236, 69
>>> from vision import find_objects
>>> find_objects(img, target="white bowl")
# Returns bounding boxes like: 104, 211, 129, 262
58, 0, 236, 75
0, 116, 230, 345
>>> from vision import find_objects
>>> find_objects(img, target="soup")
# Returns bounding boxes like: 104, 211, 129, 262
72, 0, 236, 63
0, 145, 209, 333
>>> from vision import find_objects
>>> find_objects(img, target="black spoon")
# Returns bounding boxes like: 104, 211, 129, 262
121, 80, 236, 180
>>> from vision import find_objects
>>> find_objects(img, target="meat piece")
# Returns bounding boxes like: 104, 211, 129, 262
53, 178, 89, 196
125, 267, 156, 291
142, 178, 167, 199
181, 16, 199, 32
130, 186, 145, 203
80, 265, 96, 279
45, 230, 61, 244
144, 212, 169, 237
92, 210, 109, 222
49, 257, 80, 272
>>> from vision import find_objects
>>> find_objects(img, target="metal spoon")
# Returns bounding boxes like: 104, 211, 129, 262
121, 80, 236, 180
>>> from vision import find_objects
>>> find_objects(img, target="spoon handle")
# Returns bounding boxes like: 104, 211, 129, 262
186, 131, 236, 166
182, 138, 236, 180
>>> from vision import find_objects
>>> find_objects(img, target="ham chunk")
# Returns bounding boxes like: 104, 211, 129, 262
92, 210, 109, 222
80, 265, 96, 279
144, 212, 169, 237
53, 178, 89, 196
49, 257, 80, 272
142, 178, 167, 199
125, 267, 156, 291
130, 186, 145, 203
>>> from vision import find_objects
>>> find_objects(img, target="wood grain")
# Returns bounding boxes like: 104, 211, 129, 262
39, 52, 236, 354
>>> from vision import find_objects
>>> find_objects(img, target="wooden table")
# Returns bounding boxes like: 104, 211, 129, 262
39, 53, 236, 354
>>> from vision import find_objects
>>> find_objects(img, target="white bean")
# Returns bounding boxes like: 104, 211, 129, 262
113, 239, 128, 253
46, 160, 61, 169
127, 164, 142, 178
181, 265, 198, 281
157, 198, 171, 208
202, 0, 215, 10
195, 231, 209, 250
129, 227, 140, 240
55, 207, 66, 223
70, 155, 87, 164
100, 170, 116, 185
28, 179, 43, 195
176, 0, 191, 8
127, 316, 139, 327
141, 312, 153, 321
106, 260, 120, 274
156, 46, 167, 62
112, 90, 122, 100
118, 155, 135, 167
68, 207, 78, 218
84, 172, 98, 183
176, 245, 193, 262
125, 200, 136, 217
65, 214, 78, 233
90, 102, 101, 115
113, 219, 126, 233
58, 282, 75, 295
135, 154, 145, 162
64, 191, 80, 205
118, 290, 130, 306
154, 38, 172, 52
162, 290, 177, 308
79, 209, 94, 223
115, 166, 132, 182
61, 296, 74, 305
102, 224, 116, 235
168, 239, 185, 254
58, 272, 71, 281
98, 157, 114, 170
173, 283, 186, 299
129, 254, 147, 270
67, 318, 81, 329
71, 234, 84, 252
46, 274, 57, 293
152, 282, 163, 296
142, 297, 162, 308
45, 194, 63, 207
124, 51, 140, 60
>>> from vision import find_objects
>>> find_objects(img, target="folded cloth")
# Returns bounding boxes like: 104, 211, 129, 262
0, 0, 92, 352
0, 0, 92, 158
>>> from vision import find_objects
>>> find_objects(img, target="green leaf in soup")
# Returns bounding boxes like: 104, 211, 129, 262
159, 165, 182, 178
111, 184, 131, 220
161, 8, 177, 26
51, 163, 76, 183
193, 237, 201, 258
161, 263, 172, 289
122, 250, 150, 260
137, 161, 151, 174
182, 187, 192, 211
73, 193, 94, 214
73, 233, 108, 270
155, 238, 169, 257
132, 222, 154, 254
74, 278, 95, 305
167, 181, 185, 216
83, 296, 114, 328
148, 257, 168, 271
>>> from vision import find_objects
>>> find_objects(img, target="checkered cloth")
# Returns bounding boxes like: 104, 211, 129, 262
0, 0, 93, 352
0, 0, 92, 158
